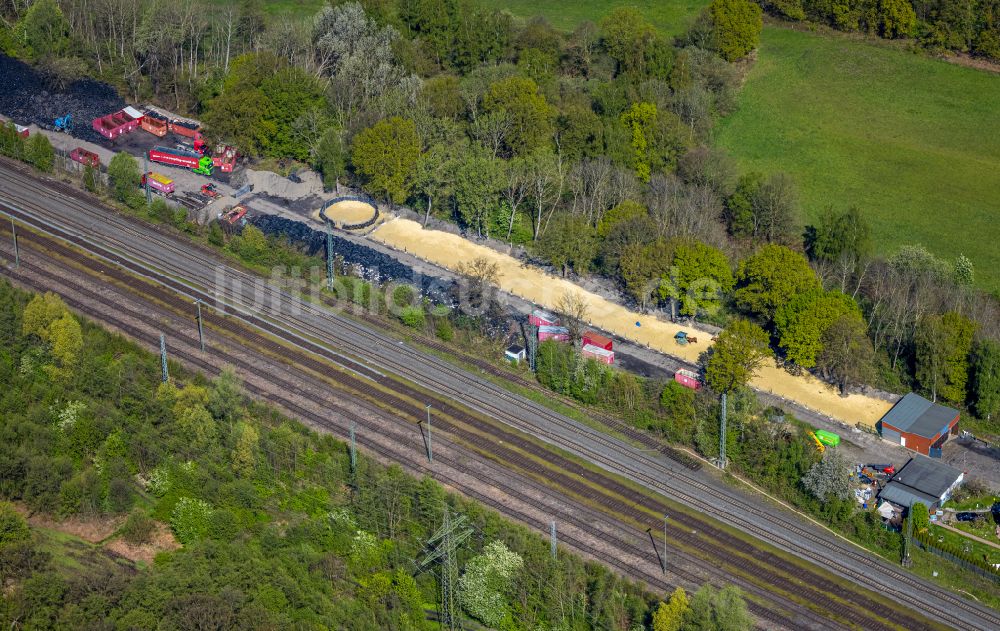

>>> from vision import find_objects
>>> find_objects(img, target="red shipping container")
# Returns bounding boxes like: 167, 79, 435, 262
674, 369, 701, 390
537, 325, 569, 342
582, 330, 613, 351
582, 344, 614, 365
529, 309, 559, 327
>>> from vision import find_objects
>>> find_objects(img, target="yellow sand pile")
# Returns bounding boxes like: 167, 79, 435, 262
372, 218, 891, 427
322, 200, 377, 225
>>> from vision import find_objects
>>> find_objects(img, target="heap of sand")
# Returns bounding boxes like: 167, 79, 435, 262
321, 199, 378, 227
371, 218, 893, 427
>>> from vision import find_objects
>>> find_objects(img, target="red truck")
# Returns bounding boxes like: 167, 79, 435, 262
140, 172, 175, 196
149, 146, 213, 175
69, 147, 100, 167
92, 106, 143, 140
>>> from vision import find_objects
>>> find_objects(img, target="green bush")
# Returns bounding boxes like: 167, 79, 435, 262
120, 509, 156, 545
399, 305, 425, 329
170, 497, 213, 544
435, 319, 454, 342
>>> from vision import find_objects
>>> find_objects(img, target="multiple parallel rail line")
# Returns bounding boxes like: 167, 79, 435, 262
2, 159, 996, 629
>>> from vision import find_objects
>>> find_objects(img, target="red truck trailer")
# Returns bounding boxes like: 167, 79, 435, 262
582, 330, 613, 351
92, 106, 142, 140
141, 172, 175, 196
69, 147, 100, 167
149, 146, 213, 175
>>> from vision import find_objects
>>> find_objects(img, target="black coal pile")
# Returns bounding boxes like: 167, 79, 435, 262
251, 214, 460, 304
0, 54, 124, 145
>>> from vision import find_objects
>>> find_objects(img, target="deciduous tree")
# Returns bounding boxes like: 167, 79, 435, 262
971, 340, 1000, 420
774, 289, 862, 369
351, 116, 421, 204
708, 0, 762, 61
107, 152, 142, 208
684, 583, 753, 631
25, 133, 54, 172
599, 7, 672, 78
458, 540, 524, 628
653, 587, 690, 631
670, 241, 734, 317
480, 76, 555, 156
802, 450, 852, 501
915, 311, 976, 403
705, 319, 772, 393
818, 314, 875, 396
734, 245, 820, 321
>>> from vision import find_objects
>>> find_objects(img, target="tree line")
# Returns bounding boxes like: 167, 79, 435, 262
761, 0, 1000, 60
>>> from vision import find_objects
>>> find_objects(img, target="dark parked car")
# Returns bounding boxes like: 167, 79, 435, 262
955, 512, 979, 522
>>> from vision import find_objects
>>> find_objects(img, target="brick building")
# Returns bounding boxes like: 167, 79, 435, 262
877, 393, 959, 458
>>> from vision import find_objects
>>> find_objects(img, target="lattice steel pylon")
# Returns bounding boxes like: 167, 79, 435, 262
528, 324, 538, 371
417, 507, 473, 630
717, 392, 728, 469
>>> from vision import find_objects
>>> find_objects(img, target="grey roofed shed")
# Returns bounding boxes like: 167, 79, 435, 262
879, 392, 958, 438
891, 456, 963, 497
878, 456, 964, 508
879, 482, 938, 509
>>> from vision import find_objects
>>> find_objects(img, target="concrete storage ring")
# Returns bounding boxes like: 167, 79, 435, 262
321, 195, 379, 230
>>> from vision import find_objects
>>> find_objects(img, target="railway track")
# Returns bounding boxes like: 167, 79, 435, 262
2, 217, 907, 630
5, 250, 835, 631
2, 161, 997, 629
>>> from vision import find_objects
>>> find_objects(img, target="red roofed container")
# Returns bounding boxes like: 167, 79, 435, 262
582, 330, 613, 351
581, 344, 614, 365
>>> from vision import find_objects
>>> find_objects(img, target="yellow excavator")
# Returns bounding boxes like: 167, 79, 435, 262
808, 431, 826, 453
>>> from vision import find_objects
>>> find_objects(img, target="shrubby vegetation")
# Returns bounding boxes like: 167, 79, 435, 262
0, 281, 756, 629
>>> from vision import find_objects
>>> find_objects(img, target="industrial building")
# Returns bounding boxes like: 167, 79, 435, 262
877, 393, 959, 457
878, 456, 964, 510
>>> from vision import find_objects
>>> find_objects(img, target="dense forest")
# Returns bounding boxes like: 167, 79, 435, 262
0, 282, 759, 629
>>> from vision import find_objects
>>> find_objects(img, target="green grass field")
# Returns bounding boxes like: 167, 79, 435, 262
716, 26, 1000, 289
480, 0, 709, 36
